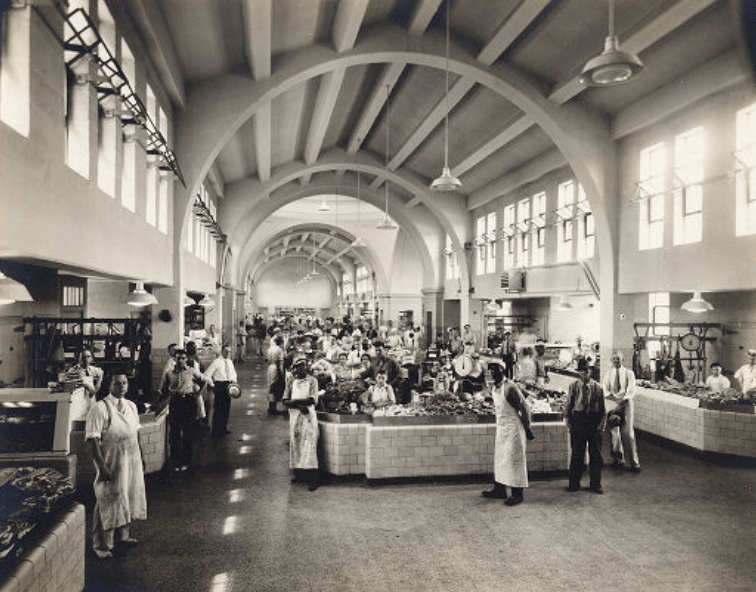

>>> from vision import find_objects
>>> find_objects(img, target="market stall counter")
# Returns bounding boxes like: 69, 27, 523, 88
317, 413, 569, 480
634, 381, 756, 458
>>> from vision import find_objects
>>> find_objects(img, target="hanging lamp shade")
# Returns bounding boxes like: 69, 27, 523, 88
376, 215, 398, 230
430, 0, 462, 192
352, 236, 366, 247
431, 167, 463, 192
681, 292, 714, 313
554, 295, 573, 311
127, 281, 158, 307
0, 271, 33, 306
579, 0, 643, 87
183, 294, 195, 307
199, 293, 215, 308
317, 198, 331, 212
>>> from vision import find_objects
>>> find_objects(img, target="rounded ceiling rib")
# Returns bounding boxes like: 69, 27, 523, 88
236, 177, 440, 292
250, 256, 341, 290
242, 220, 388, 295
176, 22, 614, 299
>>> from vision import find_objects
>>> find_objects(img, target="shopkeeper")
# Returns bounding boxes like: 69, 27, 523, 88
371, 342, 400, 384
734, 349, 756, 394
68, 349, 104, 421
705, 362, 730, 393
363, 370, 396, 408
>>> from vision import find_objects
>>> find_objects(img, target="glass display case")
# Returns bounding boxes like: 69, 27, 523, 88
0, 390, 72, 457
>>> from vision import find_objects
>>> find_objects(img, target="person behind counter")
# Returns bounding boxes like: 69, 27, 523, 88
282, 356, 321, 491
734, 349, 756, 394
204, 345, 237, 438
482, 362, 535, 506
86, 373, 146, 559
371, 342, 400, 385
69, 349, 105, 421
705, 362, 730, 393
565, 358, 606, 494
363, 369, 396, 408
534, 340, 550, 386
160, 349, 211, 471
603, 352, 640, 473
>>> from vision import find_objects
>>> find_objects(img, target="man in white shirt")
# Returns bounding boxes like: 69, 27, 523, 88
734, 349, 756, 395
204, 346, 237, 438
603, 351, 640, 472
705, 362, 731, 393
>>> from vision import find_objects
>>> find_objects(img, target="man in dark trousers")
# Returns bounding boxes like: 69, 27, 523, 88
564, 357, 606, 494
204, 345, 237, 437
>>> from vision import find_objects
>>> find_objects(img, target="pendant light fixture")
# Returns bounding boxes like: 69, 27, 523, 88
199, 293, 215, 308
127, 281, 158, 307
681, 292, 714, 313
377, 84, 398, 230
317, 198, 331, 212
183, 294, 195, 307
0, 271, 33, 306
579, 0, 644, 87
554, 295, 573, 311
430, 0, 462, 192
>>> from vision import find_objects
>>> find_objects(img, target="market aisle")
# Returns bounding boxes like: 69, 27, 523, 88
85, 361, 756, 592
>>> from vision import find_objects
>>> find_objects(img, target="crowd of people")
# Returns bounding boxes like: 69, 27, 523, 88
78, 313, 756, 556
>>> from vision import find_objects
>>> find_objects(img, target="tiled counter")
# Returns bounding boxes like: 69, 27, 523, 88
318, 414, 569, 480
0, 503, 85, 592
635, 387, 756, 458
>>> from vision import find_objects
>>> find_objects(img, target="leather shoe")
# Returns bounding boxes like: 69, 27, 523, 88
482, 489, 508, 500
611, 461, 624, 470
504, 496, 523, 506
590, 486, 604, 494
308, 482, 320, 492
566, 485, 580, 492
119, 537, 138, 545
630, 466, 641, 473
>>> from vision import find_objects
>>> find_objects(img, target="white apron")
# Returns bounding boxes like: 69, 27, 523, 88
89, 398, 147, 531
289, 379, 319, 470
493, 383, 528, 488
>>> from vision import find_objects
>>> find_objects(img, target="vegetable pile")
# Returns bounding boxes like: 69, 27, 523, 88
638, 379, 756, 406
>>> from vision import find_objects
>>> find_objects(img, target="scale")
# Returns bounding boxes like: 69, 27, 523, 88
633, 323, 720, 383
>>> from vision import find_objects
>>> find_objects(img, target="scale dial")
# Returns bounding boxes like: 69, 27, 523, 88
680, 332, 701, 352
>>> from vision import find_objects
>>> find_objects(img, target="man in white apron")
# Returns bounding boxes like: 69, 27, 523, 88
68, 349, 104, 421
282, 356, 321, 491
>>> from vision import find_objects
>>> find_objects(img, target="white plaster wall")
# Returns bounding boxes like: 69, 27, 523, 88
253, 259, 335, 312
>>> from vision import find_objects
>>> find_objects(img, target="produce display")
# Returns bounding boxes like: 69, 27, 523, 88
637, 379, 756, 406
319, 379, 368, 413
0, 467, 75, 568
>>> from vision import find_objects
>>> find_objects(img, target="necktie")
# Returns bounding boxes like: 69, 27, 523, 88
613, 369, 621, 394
225, 359, 230, 380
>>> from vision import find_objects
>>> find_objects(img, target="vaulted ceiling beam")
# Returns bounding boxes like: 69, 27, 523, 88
548, 0, 719, 104
373, 0, 552, 188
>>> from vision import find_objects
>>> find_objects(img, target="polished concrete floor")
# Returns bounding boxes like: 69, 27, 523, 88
84, 359, 756, 592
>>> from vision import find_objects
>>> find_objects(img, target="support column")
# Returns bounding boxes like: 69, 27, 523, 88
421, 288, 444, 347
151, 284, 184, 390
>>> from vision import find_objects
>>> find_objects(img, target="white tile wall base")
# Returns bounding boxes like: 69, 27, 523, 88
0, 503, 85, 592
635, 388, 756, 458
319, 421, 569, 479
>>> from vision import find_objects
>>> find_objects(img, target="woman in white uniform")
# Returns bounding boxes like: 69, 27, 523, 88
282, 356, 321, 491
86, 373, 146, 558
482, 362, 535, 506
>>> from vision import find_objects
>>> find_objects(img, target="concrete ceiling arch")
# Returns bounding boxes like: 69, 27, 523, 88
233, 176, 442, 292
175, 22, 613, 276
241, 221, 388, 294
251, 257, 341, 291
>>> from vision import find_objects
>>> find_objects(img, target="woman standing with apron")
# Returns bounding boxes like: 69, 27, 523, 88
282, 356, 321, 491
482, 362, 535, 506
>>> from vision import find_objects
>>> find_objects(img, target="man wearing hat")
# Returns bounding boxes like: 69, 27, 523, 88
282, 356, 321, 491
734, 349, 756, 395
564, 357, 607, 493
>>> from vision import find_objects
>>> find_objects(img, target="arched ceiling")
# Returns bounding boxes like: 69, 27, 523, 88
129, 0, 736, 290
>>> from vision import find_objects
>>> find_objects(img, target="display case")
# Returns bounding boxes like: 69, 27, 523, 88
0, 390, 72, 457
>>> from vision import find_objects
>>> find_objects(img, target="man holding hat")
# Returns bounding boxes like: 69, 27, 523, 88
564, 357, 607, 493
204, 345, 237, 438
734, 349, 756, 395
282, 356, 321, 491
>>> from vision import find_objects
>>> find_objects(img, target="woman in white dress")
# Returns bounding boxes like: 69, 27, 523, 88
86, 373, 146, 558
482, 362, 535, 506
282, 356, 321, 491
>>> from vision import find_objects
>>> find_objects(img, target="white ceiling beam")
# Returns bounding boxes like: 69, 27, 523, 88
347, 62, 406, 153
451, 115, 535, 178
127, 0, 186, 108
301, 232, 310, 243
379, 0, 552, 183
325, 245, 354, 266
467, 148, 567, 211
301, 0, 368, 170
548, 0, 720, 105
281, 246, 288, 258
612, 50, 747, 140
344, 0, 441, 155
332, 0, 371, 53
283, 235, 291, 247
255, 101, 272, 182
295, 245, 302, 253
242, 0, 272, 80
